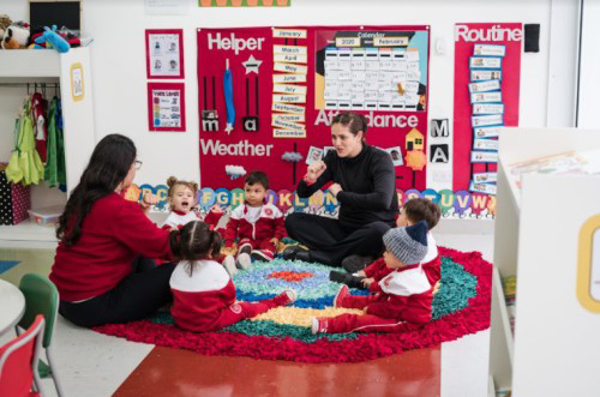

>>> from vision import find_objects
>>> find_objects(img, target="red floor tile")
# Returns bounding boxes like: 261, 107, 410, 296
114, 345, 440, 397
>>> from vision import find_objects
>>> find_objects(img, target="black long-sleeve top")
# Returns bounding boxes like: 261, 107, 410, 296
297, 145, 399, 229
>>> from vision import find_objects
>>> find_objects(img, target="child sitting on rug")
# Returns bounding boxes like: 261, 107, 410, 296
312, 221, 432, 334
162, 176, 223, 231
170, 221, 296, 332
331, 197, 442, 290
221, 171, 285, 271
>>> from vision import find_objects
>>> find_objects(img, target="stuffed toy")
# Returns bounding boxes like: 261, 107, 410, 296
0, 14, 12, 44
1, 21, 30, 49
34, 25, 70, 53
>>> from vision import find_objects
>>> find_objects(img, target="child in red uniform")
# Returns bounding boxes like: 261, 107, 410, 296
169, 221, 296, 332
161, 176, 223, 231
331, 198, 442, 290
312, 221, 432, 334
221, 171, 285, 271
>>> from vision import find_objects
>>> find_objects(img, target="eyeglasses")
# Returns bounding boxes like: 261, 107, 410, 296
134, 160, 143, 170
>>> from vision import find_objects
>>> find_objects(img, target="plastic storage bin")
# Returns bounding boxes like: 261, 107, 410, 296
27, 205, 64, 226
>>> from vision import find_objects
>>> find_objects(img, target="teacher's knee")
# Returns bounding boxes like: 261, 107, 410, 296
364, 221, 391, 239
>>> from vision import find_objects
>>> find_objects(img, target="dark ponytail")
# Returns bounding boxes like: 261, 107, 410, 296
169, 229, 182, 258
175, 221, 223, 275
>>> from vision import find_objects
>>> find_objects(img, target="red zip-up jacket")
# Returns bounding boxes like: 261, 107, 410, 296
50, 193, 172, 302
365, 232, 441, 290
365, 264, 433, 324
224, 203, 285, 247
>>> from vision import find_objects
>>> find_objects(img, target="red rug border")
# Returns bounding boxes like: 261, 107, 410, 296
93, 247, 492, 363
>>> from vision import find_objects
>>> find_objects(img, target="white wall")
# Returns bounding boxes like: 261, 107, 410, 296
1, 0, 571, 190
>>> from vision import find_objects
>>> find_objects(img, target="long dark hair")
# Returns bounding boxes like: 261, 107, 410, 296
56, 134, 137, 247
170, 221, 222, 275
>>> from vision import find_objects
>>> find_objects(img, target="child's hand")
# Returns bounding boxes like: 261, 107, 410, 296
140, 193, 159, 210
270, 237, 279, 247
433, 281, 441, 295
328, 183, 343, 197
361, 277, 375, 287
221, 246, 237, 256
209, 205, 223, 214
356, 270, 367, 278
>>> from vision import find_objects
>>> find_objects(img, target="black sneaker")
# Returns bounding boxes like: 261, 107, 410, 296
282, 245, 308, 260
294, 250, 313, 263
329, 271, 367, 290
341, 255, 375, 273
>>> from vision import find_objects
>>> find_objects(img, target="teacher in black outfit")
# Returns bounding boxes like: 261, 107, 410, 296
284, 112, 399, 269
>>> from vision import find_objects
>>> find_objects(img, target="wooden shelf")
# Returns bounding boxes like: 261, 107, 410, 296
0, 220, 57, 247
493, 267, 514, 360
0, 211, 169, 248
0, 50, 61, 78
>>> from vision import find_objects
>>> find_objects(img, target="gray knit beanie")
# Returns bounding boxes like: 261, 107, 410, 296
382, 221, 428, 265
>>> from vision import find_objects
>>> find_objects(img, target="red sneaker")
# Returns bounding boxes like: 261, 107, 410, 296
274, 289, 297, 306
311, 317, 328, 334
334, 285, 350, 308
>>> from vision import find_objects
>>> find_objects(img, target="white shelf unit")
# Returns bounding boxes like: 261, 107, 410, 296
0, 48, 96, 245
489, 127, 600, 395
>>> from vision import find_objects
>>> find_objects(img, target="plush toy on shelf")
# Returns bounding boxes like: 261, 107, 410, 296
34, 25, 70, 53
0, 14, 12, 43
1, 21, 30, 49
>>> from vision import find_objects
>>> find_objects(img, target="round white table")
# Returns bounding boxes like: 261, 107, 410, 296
0, 279, 25, 335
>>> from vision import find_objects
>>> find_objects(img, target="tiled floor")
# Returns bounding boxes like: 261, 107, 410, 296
0, 231, 493, 397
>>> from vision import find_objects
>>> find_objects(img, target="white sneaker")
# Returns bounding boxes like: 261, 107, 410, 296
284, 289, 297, 303
237, 253, 252, 270
311, 317, 327, 334
222, 255, 237, 276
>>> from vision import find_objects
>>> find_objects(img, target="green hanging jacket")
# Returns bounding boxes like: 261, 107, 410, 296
6, 98, 44, 185
45, 97, 59, 187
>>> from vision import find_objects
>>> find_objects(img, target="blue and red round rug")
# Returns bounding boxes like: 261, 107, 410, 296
94, 247, 492, 363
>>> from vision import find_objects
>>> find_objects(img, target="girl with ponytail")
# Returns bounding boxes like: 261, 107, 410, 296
169, 221, 297, 332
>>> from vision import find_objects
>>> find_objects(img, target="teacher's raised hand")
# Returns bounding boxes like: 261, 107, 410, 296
305, 160, 327, 183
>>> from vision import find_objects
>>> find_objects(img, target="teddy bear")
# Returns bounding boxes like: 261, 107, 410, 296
1, 21, 30, 49
0, 14, 12, 43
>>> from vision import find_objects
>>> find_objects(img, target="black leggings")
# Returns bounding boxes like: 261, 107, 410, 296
285, 213, 392, 266
59, 257, 176, 328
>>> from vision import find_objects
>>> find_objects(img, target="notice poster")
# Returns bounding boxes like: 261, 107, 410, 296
453, 23, 522, 192
147, 82, 186, 132
197, 25, 430, 191
146, 29, 185, 79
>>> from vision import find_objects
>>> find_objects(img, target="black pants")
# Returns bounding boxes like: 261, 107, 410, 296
59, 257, 176, 328
285, 213, 392, 266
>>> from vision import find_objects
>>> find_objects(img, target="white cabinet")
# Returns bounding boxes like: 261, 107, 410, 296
0, 48, 96, 246
489, 127, 600, 395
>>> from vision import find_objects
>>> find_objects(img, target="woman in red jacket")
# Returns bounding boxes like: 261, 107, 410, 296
50, 134, 176, 327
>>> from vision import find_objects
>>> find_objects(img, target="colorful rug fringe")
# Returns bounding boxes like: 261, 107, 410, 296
93, 247, 491, 363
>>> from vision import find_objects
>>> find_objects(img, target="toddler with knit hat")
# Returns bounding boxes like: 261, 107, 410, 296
312, 221, 433, 334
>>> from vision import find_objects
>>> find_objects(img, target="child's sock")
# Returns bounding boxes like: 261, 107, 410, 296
329, 271, 367, 290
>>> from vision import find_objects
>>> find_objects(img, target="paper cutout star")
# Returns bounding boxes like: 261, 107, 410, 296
242, 55, 262, 75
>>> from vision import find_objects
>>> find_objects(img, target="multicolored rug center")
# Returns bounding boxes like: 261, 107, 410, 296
94, 246, 492, 363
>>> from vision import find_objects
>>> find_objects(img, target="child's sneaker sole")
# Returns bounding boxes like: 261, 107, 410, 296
237, 253, 252, 270
251, 250, 273, 262
334, 285, 349, 308
223, 255, 237, 276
